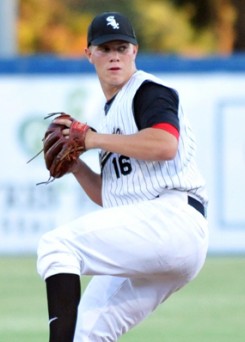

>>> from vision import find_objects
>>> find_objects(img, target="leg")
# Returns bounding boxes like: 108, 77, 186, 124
74, 274, 187, 341
46, 273, 80, 342
37, 192, 208, 341
37, 193, 208, 280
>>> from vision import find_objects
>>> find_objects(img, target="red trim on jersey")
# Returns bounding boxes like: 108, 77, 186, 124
152, 123, 179, 139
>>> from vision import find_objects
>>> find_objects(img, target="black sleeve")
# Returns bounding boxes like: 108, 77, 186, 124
133, 81, 180, 131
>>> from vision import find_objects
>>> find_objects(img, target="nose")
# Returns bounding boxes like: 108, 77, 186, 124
109, 50, 120, 62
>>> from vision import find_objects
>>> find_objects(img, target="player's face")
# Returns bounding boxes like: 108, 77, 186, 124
85, 41, 138, 98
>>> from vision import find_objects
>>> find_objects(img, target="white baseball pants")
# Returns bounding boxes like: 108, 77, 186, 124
37, 191, 208, 341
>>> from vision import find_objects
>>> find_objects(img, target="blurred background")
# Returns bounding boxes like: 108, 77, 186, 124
2, 0, 245, 56
1, 1, 245, 341
1, 0, 245, 254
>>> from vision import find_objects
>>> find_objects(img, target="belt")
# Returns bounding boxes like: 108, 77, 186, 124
188, 196, 205, 217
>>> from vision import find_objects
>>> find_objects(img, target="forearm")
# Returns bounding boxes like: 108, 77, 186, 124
52, 117, 178, 161
85, 128, 178, 161
71, 159, 102, 206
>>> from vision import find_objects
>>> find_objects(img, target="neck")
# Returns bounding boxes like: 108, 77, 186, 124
103, 85, 121, 101
101, 69, 138, 101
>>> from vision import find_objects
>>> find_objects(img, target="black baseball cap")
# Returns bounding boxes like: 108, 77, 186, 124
87, 12, 138, 47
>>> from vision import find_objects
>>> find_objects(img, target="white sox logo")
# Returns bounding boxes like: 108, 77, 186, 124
106, 16, 120, 29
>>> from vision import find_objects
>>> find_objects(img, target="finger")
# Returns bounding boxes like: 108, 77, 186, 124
53, 118, 72, 127
62, 128, 70, 136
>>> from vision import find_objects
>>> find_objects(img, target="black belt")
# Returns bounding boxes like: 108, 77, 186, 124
188, 196, 205, 217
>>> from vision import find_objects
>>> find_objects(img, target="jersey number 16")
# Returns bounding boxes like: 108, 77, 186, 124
112, 155, 132, 178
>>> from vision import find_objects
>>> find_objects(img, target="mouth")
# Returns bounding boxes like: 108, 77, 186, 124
108, 67, 121, 71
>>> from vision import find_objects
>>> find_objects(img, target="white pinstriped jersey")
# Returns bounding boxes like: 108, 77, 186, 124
99, 70, 207, 208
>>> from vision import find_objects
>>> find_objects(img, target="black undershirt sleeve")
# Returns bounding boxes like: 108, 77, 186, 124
133, 81, 180, 131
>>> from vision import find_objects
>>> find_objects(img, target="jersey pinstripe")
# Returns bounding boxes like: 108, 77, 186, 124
99, 70, 207, 208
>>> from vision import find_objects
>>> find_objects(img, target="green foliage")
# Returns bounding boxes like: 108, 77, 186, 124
133, 0, 215, 54
18, 0, 221, 55
0, 256, 245, 341
171, 0, 216, 28
19, 0, 90, 54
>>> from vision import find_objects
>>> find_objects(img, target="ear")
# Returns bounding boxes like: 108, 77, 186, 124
84, 47, 93, 63
132, 45, 138, 60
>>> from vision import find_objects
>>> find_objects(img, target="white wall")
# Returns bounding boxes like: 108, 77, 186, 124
1, 72, 245, 254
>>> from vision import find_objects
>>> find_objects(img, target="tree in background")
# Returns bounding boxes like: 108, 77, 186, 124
133, 0, 217, 55
232, 0, 245, 50
18, 0, 135, 55
18, 0, 89, 54
173, 0, 237, 54
18, 0, 245, 56
174, 0, 245, 52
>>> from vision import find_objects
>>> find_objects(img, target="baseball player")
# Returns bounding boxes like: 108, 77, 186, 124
37, 12, 209, 342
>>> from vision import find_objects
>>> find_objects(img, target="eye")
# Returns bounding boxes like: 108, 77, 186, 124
117, 45, 128, 53
98, 45, 110, 53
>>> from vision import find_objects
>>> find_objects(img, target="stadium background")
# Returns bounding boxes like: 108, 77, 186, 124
1, 54, 245, 255
1, 54, 245, 342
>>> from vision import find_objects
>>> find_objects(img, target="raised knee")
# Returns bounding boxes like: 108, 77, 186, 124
37, 229, 81, 280
37, 230, 57, 279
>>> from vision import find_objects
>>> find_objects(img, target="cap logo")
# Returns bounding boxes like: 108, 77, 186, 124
106, 16, 119, 29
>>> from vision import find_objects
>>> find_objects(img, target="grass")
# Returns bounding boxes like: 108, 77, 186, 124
0, 256, 244, 341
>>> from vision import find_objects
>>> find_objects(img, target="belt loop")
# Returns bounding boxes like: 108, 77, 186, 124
188, 196, 206, 217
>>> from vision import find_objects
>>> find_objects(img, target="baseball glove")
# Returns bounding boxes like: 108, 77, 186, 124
43, 112, 92, 181
27, 112, 93, 185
